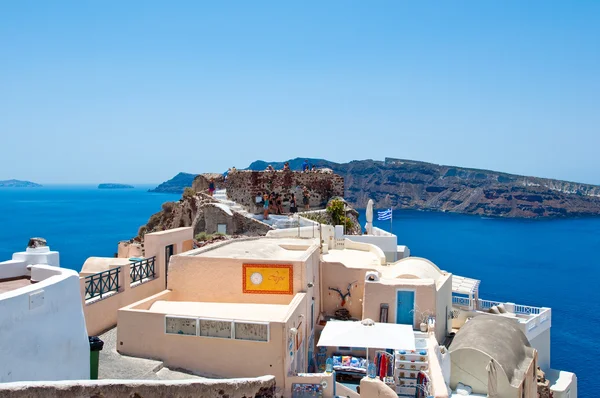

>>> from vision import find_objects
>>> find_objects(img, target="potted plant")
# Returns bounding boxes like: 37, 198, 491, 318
411, 307, 433, 332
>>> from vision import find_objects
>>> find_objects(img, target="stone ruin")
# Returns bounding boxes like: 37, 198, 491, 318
221, 169, 344, 214
27, 237, 47, 248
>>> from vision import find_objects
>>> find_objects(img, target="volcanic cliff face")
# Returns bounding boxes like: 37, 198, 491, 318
248, 157, 600, 218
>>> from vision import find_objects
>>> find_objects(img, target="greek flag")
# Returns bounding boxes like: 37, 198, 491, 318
377, 208, 392, 221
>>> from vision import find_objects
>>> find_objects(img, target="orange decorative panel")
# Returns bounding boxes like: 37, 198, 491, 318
243, 264, 293, 294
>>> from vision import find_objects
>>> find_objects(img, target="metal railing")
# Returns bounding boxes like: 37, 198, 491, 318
452, 296, 473, 308
513, 303, 541, 315
477, 299, 503, 311
85, 267, 120, 300
130, 256, 156, 284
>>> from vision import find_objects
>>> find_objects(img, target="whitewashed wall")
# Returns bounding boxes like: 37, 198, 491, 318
0, 267, 89, 382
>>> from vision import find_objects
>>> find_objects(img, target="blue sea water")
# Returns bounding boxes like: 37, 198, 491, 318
0, 187, 595, 395
0, 186, 180, 270
365, 209, 599, 397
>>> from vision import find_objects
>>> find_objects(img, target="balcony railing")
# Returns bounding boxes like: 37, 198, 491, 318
85, 267, 120, 301
477, 299, 503, 311
452, 295, 544, 315
130, 256, 156, 284
452, 296, 473, 308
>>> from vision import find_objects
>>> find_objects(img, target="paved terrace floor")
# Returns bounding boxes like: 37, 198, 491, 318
99, 327, 209, 380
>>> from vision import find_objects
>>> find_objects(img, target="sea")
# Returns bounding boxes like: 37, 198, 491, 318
0, 186, 596, 395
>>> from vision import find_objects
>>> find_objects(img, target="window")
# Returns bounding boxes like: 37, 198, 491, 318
380, 304, 389, 323
217, 224, 227, 234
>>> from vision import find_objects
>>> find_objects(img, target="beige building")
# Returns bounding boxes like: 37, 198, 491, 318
118, 237, 321, 392
111, 231, 454, 396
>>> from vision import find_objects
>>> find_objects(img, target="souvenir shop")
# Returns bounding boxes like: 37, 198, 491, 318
316, 319, 432, 397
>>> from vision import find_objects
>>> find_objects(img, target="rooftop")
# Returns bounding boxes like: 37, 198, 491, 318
322, 251, 448, 284
190, 237, 318, 260
0, 277, 32, 294
322, 248, 382, 268
148, 300, 294, 322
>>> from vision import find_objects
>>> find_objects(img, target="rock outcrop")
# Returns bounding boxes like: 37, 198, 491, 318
148, 172, 198, 194
137, 192, 272, 241
248, 157, 600, 218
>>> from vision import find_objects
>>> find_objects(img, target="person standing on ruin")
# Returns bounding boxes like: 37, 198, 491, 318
303, 187, 310, 210
208, 178, 215, 196
303, 159, 309, 172
276, 193, 284, 214
263, 193, 270, 220
289, 193, 298, 213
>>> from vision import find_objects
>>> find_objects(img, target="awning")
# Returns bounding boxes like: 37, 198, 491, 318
452, 274, 480, 295
317, 320, 416, 351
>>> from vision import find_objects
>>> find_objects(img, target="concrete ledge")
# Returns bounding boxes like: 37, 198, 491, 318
0, 375, 277, 398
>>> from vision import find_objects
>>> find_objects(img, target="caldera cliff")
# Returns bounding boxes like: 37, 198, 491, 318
248, 157, 600, 218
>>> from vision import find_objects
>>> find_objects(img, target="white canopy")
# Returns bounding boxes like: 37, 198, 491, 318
317, 320, 416, 351
452, 274, 480, 296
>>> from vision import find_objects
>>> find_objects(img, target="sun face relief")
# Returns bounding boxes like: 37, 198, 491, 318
243, 264, 293, 294
250, 272, 263, 285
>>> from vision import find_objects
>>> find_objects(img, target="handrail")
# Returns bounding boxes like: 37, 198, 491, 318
452, 295, 473, 308
130, 256, 156, 284
85, 267, 120, 300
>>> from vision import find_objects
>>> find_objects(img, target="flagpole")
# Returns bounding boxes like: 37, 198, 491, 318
390, 208, 393, 234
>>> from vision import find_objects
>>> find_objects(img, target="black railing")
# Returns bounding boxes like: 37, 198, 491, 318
85, 267, 120, 301
130, 256, 156, 284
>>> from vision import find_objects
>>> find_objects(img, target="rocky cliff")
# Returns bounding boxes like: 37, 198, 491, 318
148, 172, 198, 194
249, 157, 600, 218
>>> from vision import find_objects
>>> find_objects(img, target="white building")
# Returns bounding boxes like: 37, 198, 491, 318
0, 239, 90, 382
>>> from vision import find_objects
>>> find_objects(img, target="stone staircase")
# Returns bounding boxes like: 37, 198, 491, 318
211, 189, 272, 229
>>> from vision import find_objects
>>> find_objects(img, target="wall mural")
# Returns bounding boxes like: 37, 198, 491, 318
165, 316, 197, 336
234, 322, 269, 342
243, 264, 293, 294
199, 319, 232, 339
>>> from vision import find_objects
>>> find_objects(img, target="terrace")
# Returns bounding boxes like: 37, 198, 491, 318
451, 274, 551, 341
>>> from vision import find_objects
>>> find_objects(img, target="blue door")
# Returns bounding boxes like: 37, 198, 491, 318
396, 290, 415, 325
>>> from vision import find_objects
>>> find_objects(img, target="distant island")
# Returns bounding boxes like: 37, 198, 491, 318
0, 179, 42, 188
98, 183, 134, 189
148, 172, 198, 194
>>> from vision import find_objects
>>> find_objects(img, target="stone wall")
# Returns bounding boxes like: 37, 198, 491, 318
203, 204, 272, 236
225, 170, 344, 214
192, 173, 226, 193
0, 376, 277, 398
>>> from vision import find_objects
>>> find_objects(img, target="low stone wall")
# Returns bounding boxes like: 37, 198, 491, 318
225, 170, 344, 214
0, 376, 277, 398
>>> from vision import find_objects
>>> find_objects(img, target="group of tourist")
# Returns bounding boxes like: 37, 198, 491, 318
264, 161, 318, 172
260, 188, 310, 220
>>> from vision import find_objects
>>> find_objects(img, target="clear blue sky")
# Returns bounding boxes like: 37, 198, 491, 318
1, 1, 599, 184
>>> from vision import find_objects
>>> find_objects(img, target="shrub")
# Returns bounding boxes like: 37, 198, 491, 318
146, 212, 162, 230
195, 232, 212, 241
183, 187, 196, 199
302, 212, 328, 224
161, 201, 176, 213
326, 199, 346, 226
138, 225, 147, 237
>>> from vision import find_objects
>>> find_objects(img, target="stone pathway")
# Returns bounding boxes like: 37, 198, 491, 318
98, 327, 208, 381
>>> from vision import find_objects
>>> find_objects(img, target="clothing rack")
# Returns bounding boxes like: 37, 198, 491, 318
373, 350, 394, 380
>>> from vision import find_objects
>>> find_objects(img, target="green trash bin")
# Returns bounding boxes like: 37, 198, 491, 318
89, 336, 104, 380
